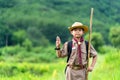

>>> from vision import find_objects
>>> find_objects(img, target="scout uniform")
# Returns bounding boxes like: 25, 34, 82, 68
56, 22, 97, 80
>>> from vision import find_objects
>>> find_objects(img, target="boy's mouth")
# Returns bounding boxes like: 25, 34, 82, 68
75, 34, 80, 35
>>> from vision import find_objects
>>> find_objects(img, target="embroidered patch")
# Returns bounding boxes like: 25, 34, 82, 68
72, 47, 76, 50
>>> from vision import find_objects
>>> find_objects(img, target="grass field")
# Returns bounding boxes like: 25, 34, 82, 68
0, 51, 120, 80
0, 46, 119, 80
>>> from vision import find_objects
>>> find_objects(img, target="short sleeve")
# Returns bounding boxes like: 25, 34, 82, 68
90, 45, 97, 57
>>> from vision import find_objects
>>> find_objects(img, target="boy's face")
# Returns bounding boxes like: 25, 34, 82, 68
71, 28, 84, 38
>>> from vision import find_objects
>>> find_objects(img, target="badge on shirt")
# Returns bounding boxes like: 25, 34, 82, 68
78, 41, 81, 45
72, 47, 76, 50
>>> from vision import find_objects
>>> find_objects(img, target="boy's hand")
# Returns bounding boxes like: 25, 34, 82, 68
87, 66, 94, 72
56, 36, 61, 48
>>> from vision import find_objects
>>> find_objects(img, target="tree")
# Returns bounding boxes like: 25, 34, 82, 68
12, 30, 28, 45
0, 0, 17, 8
85, 32, 105, 51
109, 27, 120, 48
0, 24, 12, 47
41, 22, 69, 44
22, 38, 32, 51
27, 27, 50, 46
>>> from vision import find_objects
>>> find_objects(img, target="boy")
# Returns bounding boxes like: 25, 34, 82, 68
55, 22, 97, 80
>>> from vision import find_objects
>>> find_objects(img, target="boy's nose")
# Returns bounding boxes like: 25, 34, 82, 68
76, 30, 80, 32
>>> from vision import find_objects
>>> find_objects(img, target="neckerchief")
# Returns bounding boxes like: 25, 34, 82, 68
73, 37, 84, 65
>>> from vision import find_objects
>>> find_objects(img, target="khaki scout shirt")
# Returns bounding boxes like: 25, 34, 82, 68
59, 39, 97, 65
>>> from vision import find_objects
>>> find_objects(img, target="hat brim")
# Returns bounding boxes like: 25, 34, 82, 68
68, 25, 88, 33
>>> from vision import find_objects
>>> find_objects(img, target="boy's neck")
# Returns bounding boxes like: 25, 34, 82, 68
74, 37, 81, 41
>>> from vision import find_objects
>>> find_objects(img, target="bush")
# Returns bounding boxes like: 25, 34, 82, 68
109, 27, 120, 48
22, 38, 33, 51
0, 62, 49, 77
0, 45, 57, 63
85, 32, 105, 51
12, 30, 28, 46
99, 45, 117, 54
0, 45, 25, 56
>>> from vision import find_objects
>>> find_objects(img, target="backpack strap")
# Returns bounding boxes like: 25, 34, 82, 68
67, 40, 88, 62
85, 41, 88, 60
67, 41, 72, 62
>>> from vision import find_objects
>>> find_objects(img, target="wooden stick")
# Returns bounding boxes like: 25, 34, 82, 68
86, 8, 94, 80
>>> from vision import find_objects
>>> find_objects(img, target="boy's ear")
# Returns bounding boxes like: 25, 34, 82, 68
70, 31, 73, 35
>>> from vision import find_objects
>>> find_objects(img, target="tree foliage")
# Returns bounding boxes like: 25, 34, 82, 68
109, 27, 120, 48
12, 30, 28, 45
0, 0, 120, 47
85, 32, 105, 51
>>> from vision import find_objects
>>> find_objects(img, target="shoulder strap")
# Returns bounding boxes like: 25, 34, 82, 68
85, 41, 88, 60
67, 40, 88, 62
67, 41, 72, 62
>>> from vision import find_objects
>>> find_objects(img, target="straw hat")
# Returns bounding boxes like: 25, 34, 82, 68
68, 22, 88, 33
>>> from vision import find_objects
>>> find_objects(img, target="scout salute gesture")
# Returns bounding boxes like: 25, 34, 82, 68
55, 22, 97, 80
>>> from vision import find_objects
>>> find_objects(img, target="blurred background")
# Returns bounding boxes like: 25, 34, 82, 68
0, 0, 120, 80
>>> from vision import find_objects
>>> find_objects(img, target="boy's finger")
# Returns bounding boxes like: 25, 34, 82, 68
56, 36, 61, 41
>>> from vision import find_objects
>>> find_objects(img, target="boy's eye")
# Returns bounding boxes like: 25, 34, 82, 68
74, 29, 82, 31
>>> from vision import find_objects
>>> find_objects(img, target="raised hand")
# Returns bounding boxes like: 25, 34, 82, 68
56, 36, 61, 48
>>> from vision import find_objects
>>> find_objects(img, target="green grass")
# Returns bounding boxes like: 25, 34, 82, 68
89, 51, 120, 80
0, 45, 57, 63
0, 61, 66, 80
0, 46, 119, 80
0, 51, 120, 80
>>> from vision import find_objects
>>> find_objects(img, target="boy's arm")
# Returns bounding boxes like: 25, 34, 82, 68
55, 36, 68, 58
87, 45, 98, 72
87, 55, 97, 72
55, 36, 61, 57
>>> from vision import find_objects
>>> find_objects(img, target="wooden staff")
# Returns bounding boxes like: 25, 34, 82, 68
86, 8, 94, 80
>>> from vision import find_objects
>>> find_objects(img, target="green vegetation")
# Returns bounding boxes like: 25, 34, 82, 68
89, 47, 120, 80
0, 61, 66, 80
0, 0, 120, 80
109, 27, 120, 48
85, 32, 105, 51
0, 0, 120, 47
0, 45, 57, 63
0, 46, 119, 80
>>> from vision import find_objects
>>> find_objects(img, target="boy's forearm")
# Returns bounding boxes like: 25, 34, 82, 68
90, 55, 97, 68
